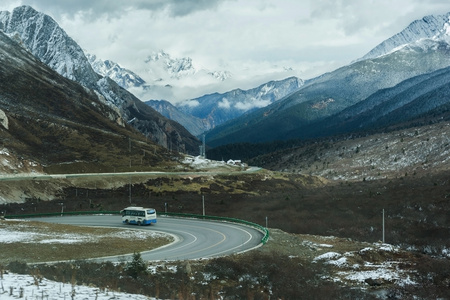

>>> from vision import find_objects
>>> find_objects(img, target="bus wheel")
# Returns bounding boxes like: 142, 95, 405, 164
125, 219, 129, 224
137, 221, 142, 226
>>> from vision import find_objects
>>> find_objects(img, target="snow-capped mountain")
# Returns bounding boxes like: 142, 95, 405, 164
359, 12, 450, 61
145, 50, 232, 81
145, 51, 196, 79
87, 54, 146, 90
205, 12, 450, 147
86, 48, 301, 137
0, 5, 200, 154
147, 77, 303, 136
0, 6, 98, 88
87, 50, 233, 103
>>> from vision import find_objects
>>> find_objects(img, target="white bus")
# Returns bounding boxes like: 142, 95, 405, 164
121, 206, 157, 225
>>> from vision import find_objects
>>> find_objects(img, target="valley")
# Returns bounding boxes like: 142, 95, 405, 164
0, 3, 449, 299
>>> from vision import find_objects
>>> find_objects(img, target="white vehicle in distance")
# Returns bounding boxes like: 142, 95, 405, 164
121, 206, 157, 225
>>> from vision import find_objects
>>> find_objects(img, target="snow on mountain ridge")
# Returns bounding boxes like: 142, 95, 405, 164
146, 50, 196, 78
359, 12, 450, 61
87, 49, 234, 102
177, 76, 303, 120
147, 76, 303, 136
144, 50, 232, 81
87, 53, 146, 90
0, 5, 98, 87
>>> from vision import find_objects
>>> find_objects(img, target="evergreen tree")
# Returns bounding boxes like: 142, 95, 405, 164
125, 252, 147, 279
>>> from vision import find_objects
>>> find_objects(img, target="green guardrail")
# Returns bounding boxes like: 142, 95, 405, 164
160, 212, 270, 244
4, 211, 270, 245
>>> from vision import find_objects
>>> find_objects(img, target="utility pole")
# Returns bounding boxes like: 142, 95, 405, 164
203, 134, 206, 158
382, 209, 385, 243
129, 177, 132, 204
202, 195, 205, 216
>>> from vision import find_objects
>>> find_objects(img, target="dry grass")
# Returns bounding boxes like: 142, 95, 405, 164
0, 220, 172, 264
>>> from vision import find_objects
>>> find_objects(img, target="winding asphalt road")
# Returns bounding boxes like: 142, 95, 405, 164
38, 215, 264, 262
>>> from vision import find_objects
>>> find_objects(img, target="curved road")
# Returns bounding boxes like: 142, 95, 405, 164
38, 215, 264, 262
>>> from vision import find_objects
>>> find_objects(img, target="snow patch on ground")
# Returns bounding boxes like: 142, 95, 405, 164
313, 251, 341, 261
0, 219, 166, 245
0, 272, 156, 300
318, 243, 334, 248
313, 243, 417, 287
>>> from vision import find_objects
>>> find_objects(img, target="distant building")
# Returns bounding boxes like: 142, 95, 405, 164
226, 159, 242, 166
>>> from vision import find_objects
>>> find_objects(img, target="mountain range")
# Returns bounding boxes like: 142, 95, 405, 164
204, 11, 450, 148
0, 5, 200, 155
147, 77, 303, 136
88, 50, 234, 103
1, 4, 449, 173
86, 48, 303, 137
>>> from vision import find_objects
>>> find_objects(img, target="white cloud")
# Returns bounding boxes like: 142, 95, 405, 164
234, 98, 271, 111
218, 98, 231, 109
179, 99, 200, 108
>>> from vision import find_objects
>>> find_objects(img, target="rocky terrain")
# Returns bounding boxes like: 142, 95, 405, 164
251, 121, 450, 181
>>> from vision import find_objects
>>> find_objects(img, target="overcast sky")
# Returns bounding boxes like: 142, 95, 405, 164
1, 0, 450, 101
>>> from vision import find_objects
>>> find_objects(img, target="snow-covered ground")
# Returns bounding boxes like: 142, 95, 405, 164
0, 219, 164, 299
0, 219, 166, 245
0, 272, 154, 300
313, 243, 418, 287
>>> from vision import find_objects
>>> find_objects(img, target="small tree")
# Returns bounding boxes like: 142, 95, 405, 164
125, 252, 147, 279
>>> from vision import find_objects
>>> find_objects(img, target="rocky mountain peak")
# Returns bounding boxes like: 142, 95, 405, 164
86, 54, 146, 90
0, 5, 201, 154
145, 50, 196, 78
0, 5, 99, 86
359, 12, 450, 61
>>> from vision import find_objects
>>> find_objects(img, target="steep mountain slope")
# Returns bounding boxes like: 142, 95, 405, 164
147, 77, 303, 136
359, 12, 450, 61
205, 12, 450, 147
250, 121, 450, 182
288, 66, 450, 139
179, 77, 303, 126
145, 100, 207, 137
0, 5, 200, 154
0, 30, 177, 175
